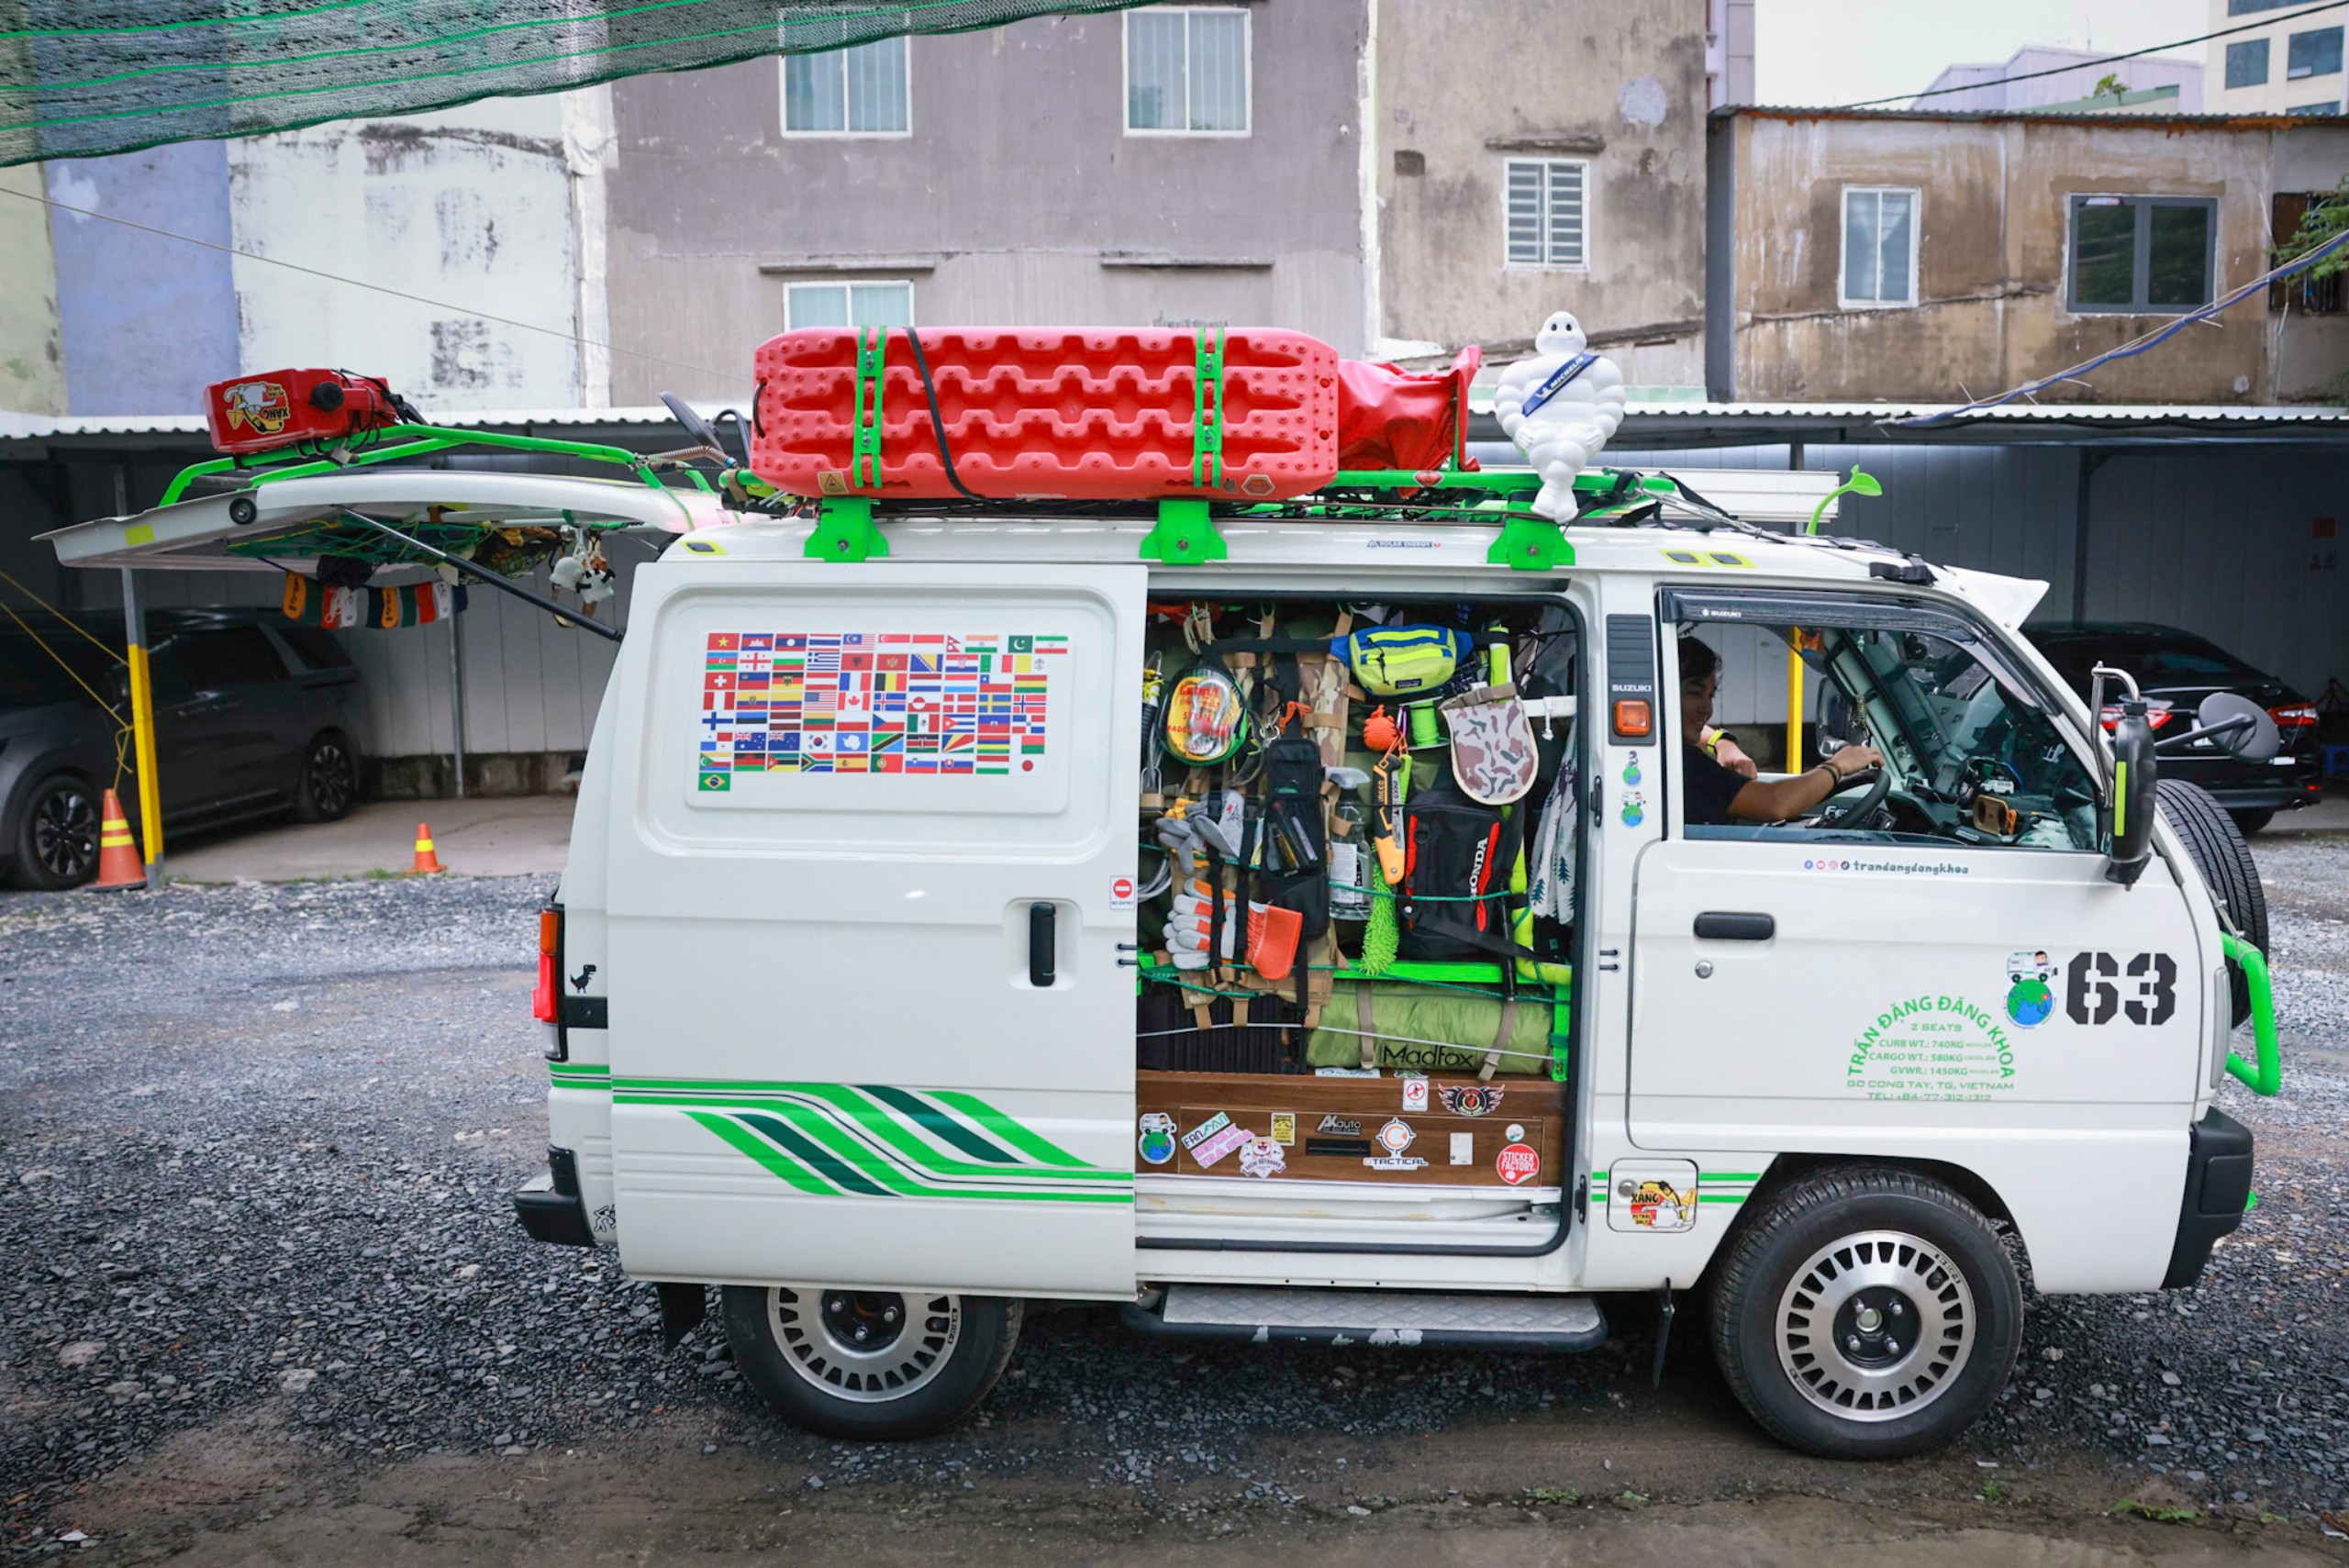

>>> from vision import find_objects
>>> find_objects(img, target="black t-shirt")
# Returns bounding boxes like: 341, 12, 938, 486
1682, 742, 1749, 826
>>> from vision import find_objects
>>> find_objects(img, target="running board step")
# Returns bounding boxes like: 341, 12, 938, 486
1121, 1285, 1608, 1351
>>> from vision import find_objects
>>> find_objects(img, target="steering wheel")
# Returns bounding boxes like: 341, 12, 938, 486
1811, 767, 1891, 830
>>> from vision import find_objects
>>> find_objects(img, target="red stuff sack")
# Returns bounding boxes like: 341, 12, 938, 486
1334, 345, 1481, 473
750, 328, 1338, 502
205, 369, 406, 455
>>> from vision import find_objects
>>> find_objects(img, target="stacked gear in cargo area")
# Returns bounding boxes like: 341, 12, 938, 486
1128, 595, 1582, 1190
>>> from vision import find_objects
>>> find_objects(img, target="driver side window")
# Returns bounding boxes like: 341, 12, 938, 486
1668, 609, 2103, 853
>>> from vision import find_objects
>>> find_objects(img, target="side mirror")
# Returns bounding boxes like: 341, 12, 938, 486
657, 392, 736, 467
2093, 663, 2159, 887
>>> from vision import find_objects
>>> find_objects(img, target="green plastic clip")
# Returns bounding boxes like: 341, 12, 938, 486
805, 496, 888, 562
1139, 498, 1228, 563
1191, 327, 1225, 489
1487, 515, 1575, 571
852, 327, 885, 489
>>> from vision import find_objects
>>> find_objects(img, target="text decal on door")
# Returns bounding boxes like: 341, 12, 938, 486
696, 631, 1066, 787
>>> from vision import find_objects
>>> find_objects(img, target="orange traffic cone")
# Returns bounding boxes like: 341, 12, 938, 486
411, 821, 445, 875
94, 788, 144, 890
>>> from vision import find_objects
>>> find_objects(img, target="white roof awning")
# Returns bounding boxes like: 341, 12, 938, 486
39, 469, 744, 573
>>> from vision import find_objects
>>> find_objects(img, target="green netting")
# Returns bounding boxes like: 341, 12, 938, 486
0, 1, 1152, 166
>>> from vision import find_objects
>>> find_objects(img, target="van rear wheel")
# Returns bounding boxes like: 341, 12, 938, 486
721, 1285, 1020, 1440
1709, 1165, 2021, 1460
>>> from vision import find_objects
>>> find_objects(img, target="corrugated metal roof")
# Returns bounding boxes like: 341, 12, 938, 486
1713, 104, 2349, 130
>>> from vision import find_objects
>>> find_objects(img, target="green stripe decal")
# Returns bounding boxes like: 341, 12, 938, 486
686, 1110, 833, 1196
861, 1083, 1023, 1165
738, 1111, 893, 1197
642, 1078, 1130, 1205
928, 1087, 1090, 1168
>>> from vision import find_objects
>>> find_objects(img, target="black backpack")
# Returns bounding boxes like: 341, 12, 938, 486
1397, 762, 1526, 962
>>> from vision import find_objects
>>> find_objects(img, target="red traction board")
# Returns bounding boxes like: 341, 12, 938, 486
750, 328, 1338, 502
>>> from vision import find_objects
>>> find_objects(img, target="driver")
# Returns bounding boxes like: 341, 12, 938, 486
1680, 637, 1884, 825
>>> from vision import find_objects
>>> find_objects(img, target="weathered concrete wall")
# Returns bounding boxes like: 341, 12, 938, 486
1376, 0, 1709, 387
228, 100, 582, 409
604, 6, 1370, 406
1715, 110, 2349, 404
0, 167, 64, 414
44, 143, 239, 415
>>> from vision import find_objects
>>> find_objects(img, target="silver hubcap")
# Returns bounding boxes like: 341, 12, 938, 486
766, 1287, 960, 1403
1776, 1229, 1975, 1422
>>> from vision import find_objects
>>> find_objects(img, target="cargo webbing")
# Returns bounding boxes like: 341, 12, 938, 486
1, 2, 1157, 167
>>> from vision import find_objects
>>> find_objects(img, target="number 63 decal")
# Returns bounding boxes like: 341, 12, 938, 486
2065, 951, 2177, 1026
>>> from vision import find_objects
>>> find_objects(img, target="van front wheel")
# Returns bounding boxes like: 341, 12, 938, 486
722, 1285, 1020, 1440
1709, 1165, 2021, 1460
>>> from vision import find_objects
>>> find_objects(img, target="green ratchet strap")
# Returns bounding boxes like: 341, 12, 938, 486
1192, 327, 1225, 489
852, 327, 886, 489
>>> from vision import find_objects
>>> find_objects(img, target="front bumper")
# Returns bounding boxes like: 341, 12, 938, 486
2163, 1107, 2254, 1288
513, 1145, 596, 1247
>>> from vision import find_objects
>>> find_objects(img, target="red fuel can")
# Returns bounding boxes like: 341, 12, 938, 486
203, 369, 406, 455
750, 328, 1338, 502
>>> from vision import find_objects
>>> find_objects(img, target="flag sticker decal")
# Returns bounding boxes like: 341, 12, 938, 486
696, 630, 1068, 783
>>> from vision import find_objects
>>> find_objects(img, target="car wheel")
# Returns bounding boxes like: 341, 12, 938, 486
722, 1285, 1020, 1440
2157, 780, 2269, 1026
2227, 809, 2273, 837
13, 773, 103, 890
1709, 1164, 2021, 1461
294, 733, 359, 823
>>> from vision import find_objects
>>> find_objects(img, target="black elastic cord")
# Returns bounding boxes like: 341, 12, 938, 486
901, 328, 986, 503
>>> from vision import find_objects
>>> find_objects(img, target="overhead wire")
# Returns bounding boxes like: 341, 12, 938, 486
0, 183, 752, 392
1887, 227, 2349, 428
1832, 2, 2349, 111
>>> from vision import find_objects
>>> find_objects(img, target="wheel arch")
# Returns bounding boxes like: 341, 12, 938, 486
1708, 1153, 2032, 1288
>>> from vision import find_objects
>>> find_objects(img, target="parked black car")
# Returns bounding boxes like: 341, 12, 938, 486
2026, 621, 2321, 833
0, 608, 364, 889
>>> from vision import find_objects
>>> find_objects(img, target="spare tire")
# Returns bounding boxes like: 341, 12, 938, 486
2155, 779, 2267, 1025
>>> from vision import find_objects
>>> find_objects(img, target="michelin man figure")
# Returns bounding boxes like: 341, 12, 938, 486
1494, 311, 1627, 521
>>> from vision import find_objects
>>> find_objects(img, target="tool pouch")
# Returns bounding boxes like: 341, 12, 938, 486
1259, 727, 1330, 941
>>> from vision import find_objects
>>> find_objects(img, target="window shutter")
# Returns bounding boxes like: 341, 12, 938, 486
1506, 161, 1542, 265
1547, 161, 1586, 268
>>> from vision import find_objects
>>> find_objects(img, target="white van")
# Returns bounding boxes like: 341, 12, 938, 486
504, 460, 2278, 1462
41, 392, 2277, 1462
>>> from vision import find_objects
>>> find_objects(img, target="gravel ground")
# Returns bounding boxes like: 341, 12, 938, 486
3, 843, 2346, 1556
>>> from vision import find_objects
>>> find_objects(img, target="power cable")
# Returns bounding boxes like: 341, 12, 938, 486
0, 183, 751, 391
1887, 226, 2349, 428
1833, 2, 2349, 112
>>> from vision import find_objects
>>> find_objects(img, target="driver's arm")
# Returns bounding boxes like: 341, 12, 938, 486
1726, 745, 1886, 823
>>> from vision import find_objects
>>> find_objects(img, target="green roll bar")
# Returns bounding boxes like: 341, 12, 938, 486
158, 425, 713, 508
2220, 931, 2280, 1096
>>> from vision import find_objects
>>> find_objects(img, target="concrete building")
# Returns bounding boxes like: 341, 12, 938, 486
1916, 45, 2203, 115
1705, 106, 2349, 404
2209, 0, 2348, 117
602, 1, 1735, 406
0, 97, 598, 419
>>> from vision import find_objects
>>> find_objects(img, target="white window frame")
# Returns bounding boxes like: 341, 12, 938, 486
784, 280, 918, 331
1500, 158, 1590, 272
779, 35, 912, 139
1122, 6, 1252, 139
1837, 185, 1921, 311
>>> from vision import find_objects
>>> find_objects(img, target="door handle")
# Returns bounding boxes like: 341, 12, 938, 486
1028, 902, 1057, 987
1694, 911, 1775, 941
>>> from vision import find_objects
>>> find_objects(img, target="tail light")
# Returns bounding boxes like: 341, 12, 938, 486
2269, 704, 2319, 728
533, 906, 560, 1024
2101, 699, 2173, 731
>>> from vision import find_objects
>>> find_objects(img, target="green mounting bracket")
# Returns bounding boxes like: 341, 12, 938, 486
1139, 498, 1228, 563
852, 327, 886, 488
1191, 328, 1225, 489
806, 496, 888, 562
1487, 515, 1575, 572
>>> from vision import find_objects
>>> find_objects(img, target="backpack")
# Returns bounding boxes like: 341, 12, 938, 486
1397, 762, 1528, 962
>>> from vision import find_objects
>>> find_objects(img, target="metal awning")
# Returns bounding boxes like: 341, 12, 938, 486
39, 469, 742, 573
